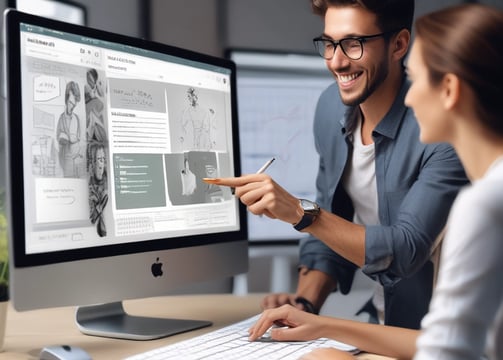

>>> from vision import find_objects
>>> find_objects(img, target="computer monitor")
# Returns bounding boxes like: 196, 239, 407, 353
3, 9, 248, 340
229, 50, 334, 243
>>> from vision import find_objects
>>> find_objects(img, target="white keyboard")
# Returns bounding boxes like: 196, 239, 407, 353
124, 314, 358, 360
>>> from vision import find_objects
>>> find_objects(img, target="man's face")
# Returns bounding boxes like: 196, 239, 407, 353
323, 6, 390, 106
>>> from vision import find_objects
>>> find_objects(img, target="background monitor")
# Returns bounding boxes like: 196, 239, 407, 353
229, 50, 334, 243
3, 9, 247, 340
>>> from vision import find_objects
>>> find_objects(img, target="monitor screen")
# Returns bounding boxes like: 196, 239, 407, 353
230, 51, 334, 242
3, 9, 247, 340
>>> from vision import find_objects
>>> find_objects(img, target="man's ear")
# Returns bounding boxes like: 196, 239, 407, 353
441, 73, 460, 110
391, 29, 410, 61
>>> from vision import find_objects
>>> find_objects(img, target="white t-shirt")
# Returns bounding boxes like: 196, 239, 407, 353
342, 119, 379, 227
414, 157, 503, 360
342, 118, 384, 317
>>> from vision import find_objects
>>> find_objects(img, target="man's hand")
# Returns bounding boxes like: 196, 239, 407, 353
261, 293, 301, 310
202, 174, 303, 224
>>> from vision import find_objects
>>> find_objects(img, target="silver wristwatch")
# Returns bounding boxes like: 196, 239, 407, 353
293, 199, 320, 231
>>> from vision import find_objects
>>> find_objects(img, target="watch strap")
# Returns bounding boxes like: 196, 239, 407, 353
294, 296, 319, 314
293, 213, 315, 231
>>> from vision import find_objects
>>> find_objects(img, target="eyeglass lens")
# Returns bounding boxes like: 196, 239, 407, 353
315, 38, 363, 60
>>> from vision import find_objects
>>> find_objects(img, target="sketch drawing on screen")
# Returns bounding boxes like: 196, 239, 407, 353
180, 87, 215, 150
4, 9, 246, 341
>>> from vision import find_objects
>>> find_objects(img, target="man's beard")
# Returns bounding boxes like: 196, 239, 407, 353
339, 58, 389, 107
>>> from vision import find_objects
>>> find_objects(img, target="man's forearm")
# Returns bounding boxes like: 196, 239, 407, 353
296, 267, 337, 313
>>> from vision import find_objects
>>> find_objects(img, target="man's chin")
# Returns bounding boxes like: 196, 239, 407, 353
340, 96, 361, 107
339, 90, 369, 107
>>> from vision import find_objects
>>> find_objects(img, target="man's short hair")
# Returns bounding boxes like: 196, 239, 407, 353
310, 0, 414, 33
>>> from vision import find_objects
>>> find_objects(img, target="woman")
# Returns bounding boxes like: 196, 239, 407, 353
247, 4, 503, 359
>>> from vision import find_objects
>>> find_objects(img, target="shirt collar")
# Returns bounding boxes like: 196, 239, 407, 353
341, 76, 410, 140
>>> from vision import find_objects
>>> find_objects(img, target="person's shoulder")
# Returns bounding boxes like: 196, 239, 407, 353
472, 159, 503, 198
317, 83, 344, 109
456, 164, 503, 220
314, 83, 347, 127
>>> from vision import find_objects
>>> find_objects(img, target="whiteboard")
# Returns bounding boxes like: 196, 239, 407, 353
230, 51, 334, 242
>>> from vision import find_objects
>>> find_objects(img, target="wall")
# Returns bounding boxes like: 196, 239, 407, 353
81, 0, 141, 38
150, 0, 223, 57
149, 0, 503, 57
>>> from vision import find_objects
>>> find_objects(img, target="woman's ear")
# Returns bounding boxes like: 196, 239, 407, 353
441, 73, 461, 110
391, 29, 411, 61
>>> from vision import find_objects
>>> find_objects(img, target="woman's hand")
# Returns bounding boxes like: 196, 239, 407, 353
248, 304, 323, 342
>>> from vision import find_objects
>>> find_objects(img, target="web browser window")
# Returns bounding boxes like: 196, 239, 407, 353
19, 23, 238, 254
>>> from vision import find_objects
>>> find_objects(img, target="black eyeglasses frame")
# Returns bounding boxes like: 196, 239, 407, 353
313, 30, 397, 60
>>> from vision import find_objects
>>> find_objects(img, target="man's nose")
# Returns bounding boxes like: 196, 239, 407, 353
326, 46, 350, 70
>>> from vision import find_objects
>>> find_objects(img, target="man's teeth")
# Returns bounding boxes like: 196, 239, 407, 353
339, 73, 359, 82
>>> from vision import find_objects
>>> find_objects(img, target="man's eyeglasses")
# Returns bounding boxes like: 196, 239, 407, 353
313, 31, 394, 60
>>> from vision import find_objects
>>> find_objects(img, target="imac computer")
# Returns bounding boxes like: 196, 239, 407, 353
3, 9, 248, 340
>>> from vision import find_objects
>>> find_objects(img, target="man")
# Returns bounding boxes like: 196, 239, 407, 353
208, 0, 467, 329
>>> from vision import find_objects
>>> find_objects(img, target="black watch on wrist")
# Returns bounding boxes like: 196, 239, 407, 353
294, 296, 319, 314
293, 199, 320, 231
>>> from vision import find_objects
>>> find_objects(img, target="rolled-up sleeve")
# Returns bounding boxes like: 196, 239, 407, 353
300, 235, 358, 294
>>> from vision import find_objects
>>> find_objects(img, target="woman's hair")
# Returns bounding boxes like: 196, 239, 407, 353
415, 4, 503, 136
310, 0, 414, 33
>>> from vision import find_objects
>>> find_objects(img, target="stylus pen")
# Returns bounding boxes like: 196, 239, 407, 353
256, 157, 275, 174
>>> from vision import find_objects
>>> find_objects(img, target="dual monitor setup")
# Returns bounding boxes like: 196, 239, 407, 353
2, 4, 332, 341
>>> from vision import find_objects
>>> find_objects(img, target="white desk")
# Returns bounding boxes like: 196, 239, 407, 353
0, 294, 393, 359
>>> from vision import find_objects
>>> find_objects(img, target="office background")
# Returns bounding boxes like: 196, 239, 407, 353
0, 0, 501, 315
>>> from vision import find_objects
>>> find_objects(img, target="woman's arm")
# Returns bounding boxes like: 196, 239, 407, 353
249, 305, 418, 360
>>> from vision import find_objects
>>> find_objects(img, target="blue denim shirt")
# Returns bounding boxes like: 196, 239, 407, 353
299, 79, 468, 329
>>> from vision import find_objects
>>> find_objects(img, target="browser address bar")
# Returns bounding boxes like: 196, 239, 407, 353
26, 46, 83, 63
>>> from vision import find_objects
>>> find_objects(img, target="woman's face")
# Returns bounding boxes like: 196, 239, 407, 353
405, 39, 452, 144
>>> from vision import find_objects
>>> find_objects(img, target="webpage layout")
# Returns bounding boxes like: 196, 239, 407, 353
18, 24, 238, 254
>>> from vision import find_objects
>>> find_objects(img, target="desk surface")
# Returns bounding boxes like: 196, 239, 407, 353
0, 294, 392, 359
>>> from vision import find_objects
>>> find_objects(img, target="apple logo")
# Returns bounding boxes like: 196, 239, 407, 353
151, 257, 163, 277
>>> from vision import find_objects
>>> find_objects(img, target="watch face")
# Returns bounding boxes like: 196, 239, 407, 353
300, 199, 316, 211
300, 199, 320, 215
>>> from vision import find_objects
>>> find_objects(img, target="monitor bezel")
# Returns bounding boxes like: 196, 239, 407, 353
4, 9, 247, 269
